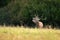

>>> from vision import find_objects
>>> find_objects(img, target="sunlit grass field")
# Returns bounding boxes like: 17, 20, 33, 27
0, 25, 60, 40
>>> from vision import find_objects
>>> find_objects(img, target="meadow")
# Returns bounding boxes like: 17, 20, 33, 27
0, 25, 60, 40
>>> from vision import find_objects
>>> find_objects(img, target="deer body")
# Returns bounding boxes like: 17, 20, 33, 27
38, 21, 43, 28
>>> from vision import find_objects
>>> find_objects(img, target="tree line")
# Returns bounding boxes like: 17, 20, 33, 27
0, 0, 60, 28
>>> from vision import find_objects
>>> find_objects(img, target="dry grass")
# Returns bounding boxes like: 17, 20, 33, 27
0, 25, 60, 40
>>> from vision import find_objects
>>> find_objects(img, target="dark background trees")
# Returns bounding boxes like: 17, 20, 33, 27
0, 0, 60, 28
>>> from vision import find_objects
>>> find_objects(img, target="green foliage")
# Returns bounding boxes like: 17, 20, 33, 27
0, 0, 11, 8
0, 0, 60, 27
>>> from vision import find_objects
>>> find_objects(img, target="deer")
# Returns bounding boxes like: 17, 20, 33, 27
32, 15, 43, 28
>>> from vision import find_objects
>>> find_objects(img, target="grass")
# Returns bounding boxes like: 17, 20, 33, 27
0, 25, 60, 40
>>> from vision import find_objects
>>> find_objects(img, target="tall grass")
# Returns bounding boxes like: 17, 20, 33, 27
0, 25, 60, 40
